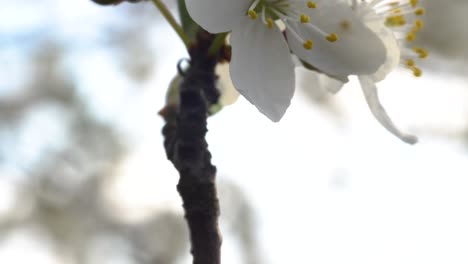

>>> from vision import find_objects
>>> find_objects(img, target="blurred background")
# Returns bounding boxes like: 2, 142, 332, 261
1, 0, 468, 263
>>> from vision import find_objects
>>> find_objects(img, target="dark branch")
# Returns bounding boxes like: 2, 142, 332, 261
160, 32, 223, 264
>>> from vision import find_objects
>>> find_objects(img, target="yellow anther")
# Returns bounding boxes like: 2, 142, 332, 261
385, 15, 406, 27
307, 1, 317, 8
405, 59, 415, 67
406, 32, 416, 42
410, 0, 418, 7
300, 14, 310, 23
326, 33, 338, 42
392, 8, 402, 14
248, 10, 257, 20
303, 39, 314, 50
267, 18, 274, 29
412, 67, 422, 77
414, 19, 424, 30
415, 8, 425, 16
413, 47, 428, 59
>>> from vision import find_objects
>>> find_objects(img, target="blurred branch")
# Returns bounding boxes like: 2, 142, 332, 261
160, 32, 222, 264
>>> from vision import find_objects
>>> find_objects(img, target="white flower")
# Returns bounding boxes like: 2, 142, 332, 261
185, 0, 387, 121
308, 0, 427, 144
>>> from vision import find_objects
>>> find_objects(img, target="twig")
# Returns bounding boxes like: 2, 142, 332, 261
160, 32, 223, 264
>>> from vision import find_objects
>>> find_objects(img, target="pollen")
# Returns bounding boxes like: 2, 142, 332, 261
266, 18, 274, 28
412, 67, 422, 77
410, 0, 418, 7
303, 39, 314, 50
415, 8, 425, 16
414, 20, 424, 30
300, 14, 310, 23
326, 33, 338, 42
385, 15, 406, 27
362, 0, 428, 79
406, 32, 416, 42
413, 47, 428, 59
307, 1, 316, 8
248, 10, 257, 20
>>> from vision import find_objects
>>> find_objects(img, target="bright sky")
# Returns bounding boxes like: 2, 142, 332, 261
2, 1, 468, 264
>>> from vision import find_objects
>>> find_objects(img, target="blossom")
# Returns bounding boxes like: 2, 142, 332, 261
307, 0, 427, 144
185, 0, 387, 121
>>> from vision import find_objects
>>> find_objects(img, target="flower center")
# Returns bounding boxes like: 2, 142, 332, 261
246, 0, 339, 50
355, 0, 428, 77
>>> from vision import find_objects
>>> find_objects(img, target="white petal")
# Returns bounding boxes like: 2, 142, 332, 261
230, 19, 295, 122
358, 76, 418, 144
287, 3, 386, 77
297, 67, 345, 95
318, 73, 345, 94
185, 0, 251, 33
360, 9, 400, 82
215, 63, 239, 106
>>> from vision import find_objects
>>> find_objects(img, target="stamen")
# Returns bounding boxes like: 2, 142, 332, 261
248, 10, 258, 20
247, 0, 261, 19
303, 39, 314, 50
415, 8, 425, 16
267, 18, 274, 28
364, 0, 428, 79
414, 19, 423, 30
413, 47, 428, 59
326, 33, 339, 42
385, 15, 406, 27
300, 14, 311, 23
373, 0, 420, 17
284, 22, 314, 51
307, 1, 317, 9
411, 66, 422, 77
406, 31, 416, 42
248, 0, 261, 12
245, 0, 340, 48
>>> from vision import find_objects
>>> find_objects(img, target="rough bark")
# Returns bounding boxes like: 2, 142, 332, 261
160, 32, 223, 264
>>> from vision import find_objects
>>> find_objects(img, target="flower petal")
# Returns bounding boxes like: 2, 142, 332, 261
287, 2, 386, 77
360, 9, 400, 82
358, 75, 417, 144
215, 63, 239, 106
185, 0, 251, 33
317, 72, 345, 94
298, 67, 344, 95
230, 19, 295, 122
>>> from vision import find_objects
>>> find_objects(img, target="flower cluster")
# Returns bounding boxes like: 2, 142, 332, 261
185, 0, 428, 143
186, 0, 386, 121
